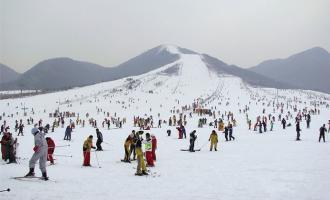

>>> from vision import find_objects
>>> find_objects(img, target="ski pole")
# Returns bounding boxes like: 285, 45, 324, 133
48, 144, 70, 149
94, 150, 101, 168
53, 154, 73, 157
103, 141, 110, 145
0, 188, 10, 192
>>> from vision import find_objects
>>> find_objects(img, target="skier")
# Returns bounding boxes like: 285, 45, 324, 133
25, 126, 49, 180
64, 125, 72, 141
228, 123, 235, 141
306, 114, 311, 128
82, 135, 96, 166
296, 121, 301, 141
224, 126, 229, 141
270, 120, 274, 131
135, 134, 148, 176
209, 130, 218, 151
282, 118, 286, 129
151, 134, 157, 161
7, 133, 17, 164
189, 130, 197, 152
129, 131, 138, 161
1, 131, 10, 160
46, 137, 55, 165
95, 129, 103, 151
319, 124, 327, 142
144, 133, 154, 167
18, 123, 24, 136
176, 126, 183, 139
123, 132, 133, 162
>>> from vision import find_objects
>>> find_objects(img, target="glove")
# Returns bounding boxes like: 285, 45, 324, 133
33, 146, 40, 152
92, 146, 96, 149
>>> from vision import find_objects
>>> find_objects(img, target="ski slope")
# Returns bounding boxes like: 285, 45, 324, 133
1, 45, 330, 200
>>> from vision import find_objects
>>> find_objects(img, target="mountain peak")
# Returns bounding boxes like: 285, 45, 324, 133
157, 44, 181, 55
290, 46, 329, 59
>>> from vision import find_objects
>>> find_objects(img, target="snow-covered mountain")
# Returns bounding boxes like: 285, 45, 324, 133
0, 44, 291, 91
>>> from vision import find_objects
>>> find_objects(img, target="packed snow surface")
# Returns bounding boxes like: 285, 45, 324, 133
1, 46, 330, 200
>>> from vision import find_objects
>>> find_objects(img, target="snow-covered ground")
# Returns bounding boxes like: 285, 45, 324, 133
1, 45, 330, 200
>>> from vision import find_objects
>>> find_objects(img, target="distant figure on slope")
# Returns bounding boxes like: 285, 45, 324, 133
223, 126, 229, 141
228, 123, 235, 141
95, 129, 103, 151
319, 124, 327, 143
209, 130, 218, 151
282, 118, 286, 129
25, 126, 49, 180
64, 125, 72, 141
82, 135, 96, 166
296, 121, 301, 141
176, 126, 183, 139
189, 130, 197, 152
306, 113, 311, 128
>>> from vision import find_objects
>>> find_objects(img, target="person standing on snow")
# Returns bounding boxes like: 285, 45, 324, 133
306, 114, 311, 128
144, 133, 154, 167
223, 126, 229, 141
130, 131, 138, 161
151, 134, 157, 161
135, 134, 148, 176
46, 137, 55, 165
123, 132, 134, 162
319, 124, 327, 142
95, 129, 103, 151
189, 130, 197, 152
296, 121, 301, 141
82, 135, 96, 166
228, 123, 235, 141
64, 125, 72, 141
25, 126, 49, 180
282, 118, 286, 129
209, 130, 218, 151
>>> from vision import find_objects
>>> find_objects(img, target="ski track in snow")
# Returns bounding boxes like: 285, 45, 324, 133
1, 46, 330, 200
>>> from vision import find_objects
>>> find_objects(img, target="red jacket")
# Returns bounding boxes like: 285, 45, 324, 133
46, 138, 55, 154
151, 136, 157, 152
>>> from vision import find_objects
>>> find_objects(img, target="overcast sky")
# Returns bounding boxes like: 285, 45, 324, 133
1, 0, 329, 73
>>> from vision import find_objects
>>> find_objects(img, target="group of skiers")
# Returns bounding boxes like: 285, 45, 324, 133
121, 130, 157, 175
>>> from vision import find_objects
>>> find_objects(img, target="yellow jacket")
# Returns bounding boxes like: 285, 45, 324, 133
209, 133, 218, 143
83, 138, 93, 152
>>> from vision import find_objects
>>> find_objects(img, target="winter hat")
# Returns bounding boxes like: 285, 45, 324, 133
145, 133, 150, 138
31, 127, 39, 135
88, 135, 93, 139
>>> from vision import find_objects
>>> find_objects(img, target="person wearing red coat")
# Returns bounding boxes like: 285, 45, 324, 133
151, 135, 157, 161
46, 137, 55, 164
176, 127, 183, 139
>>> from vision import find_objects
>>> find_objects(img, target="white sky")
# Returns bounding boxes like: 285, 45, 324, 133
1, 0, 329, 73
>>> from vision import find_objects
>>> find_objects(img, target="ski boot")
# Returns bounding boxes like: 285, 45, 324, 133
42, 172, 49, 181
142, 170, 149, 175
25, 168, 35, 177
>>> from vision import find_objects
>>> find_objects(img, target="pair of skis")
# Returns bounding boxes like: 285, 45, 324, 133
11, 176, 56, 182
